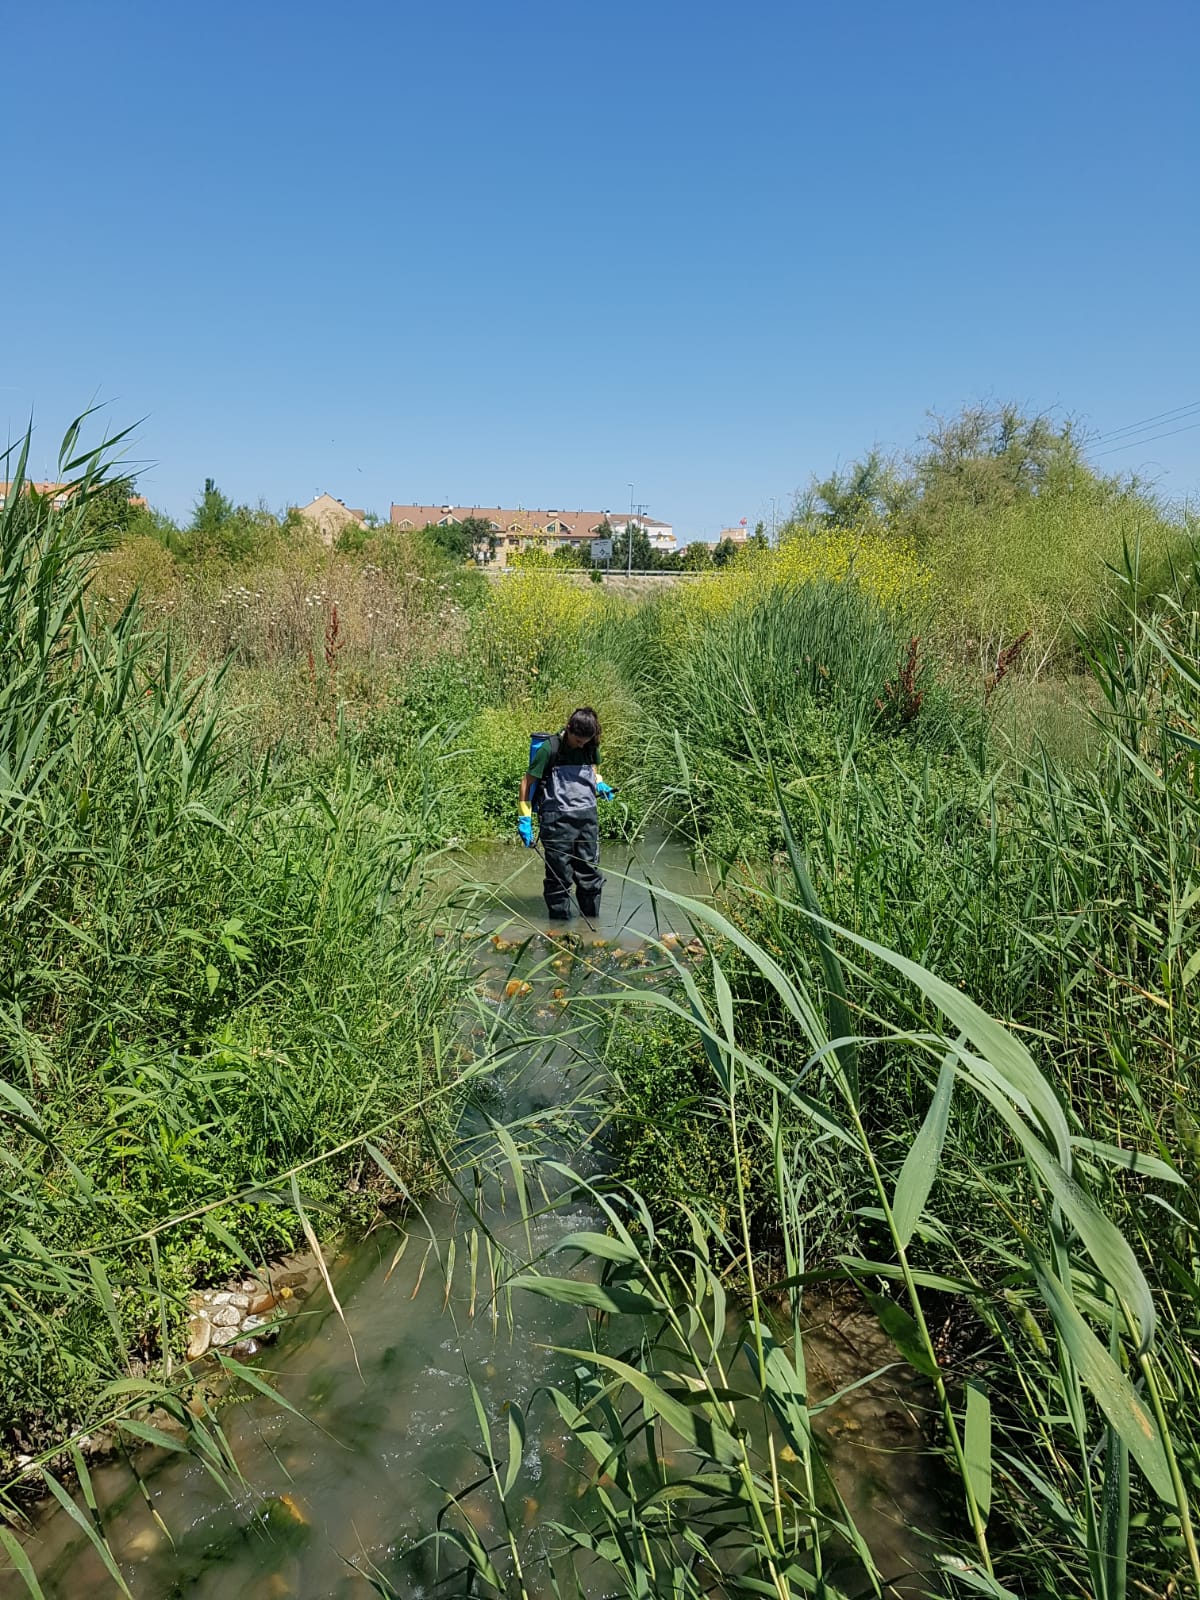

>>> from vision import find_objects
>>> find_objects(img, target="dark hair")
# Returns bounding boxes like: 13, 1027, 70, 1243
566, 706, 601, 745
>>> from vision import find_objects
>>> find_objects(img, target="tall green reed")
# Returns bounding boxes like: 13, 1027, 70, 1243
411, 858, 1195, 1596
557, 549, 1200, 1594
0, 420, 471, 1492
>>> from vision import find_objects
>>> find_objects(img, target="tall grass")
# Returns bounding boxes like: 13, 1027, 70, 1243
576, 545, 1200, 1593
403, 845, 1197, 1596
0, 422, 469, 1476
609, 578, 977, 859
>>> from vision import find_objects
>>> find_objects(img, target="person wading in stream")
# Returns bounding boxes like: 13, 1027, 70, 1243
517, 707, 615, 921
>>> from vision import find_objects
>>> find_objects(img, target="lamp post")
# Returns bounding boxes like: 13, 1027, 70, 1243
627, 484, 634, 577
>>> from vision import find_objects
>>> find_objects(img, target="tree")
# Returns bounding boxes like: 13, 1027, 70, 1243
797, 449, 912, 529
418, 516, 494, 563
711, 538, 740, 568
183, 478, 262, 563
612, 521, 653, 572
458, 515, 497, 563
79, 475, 142, 542
914, 404, 1082, 513
679, 540, 713, 571
191, 477, 234, 540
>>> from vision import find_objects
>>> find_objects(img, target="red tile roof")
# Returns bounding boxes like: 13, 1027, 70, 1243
389, 504, 609, 539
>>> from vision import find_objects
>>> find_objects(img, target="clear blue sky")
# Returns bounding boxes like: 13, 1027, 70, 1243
4, 0, 1198, 540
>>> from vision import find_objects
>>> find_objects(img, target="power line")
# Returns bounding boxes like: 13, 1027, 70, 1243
1094, 419, 1200, 457
1094, 400, 1200, 443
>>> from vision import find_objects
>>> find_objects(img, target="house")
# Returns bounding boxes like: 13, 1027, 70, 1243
0, 480, 71, 511
0, 480, 147, 512
294, 493, 367, 546
716, 523, 750, 545
389, 504, 614, 566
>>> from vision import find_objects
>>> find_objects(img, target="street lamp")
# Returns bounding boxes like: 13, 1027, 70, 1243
627, 483, 634, 577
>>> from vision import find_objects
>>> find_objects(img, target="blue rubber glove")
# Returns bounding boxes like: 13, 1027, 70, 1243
518, 815, 534, 847
596, 781, 616, 802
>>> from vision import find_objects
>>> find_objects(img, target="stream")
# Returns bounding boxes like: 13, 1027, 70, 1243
3, 834, 941, 1598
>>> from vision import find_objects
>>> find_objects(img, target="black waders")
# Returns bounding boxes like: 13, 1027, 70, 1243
539, 814, 602, 921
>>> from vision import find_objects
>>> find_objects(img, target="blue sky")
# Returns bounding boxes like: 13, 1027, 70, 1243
4, 0, 1198, 540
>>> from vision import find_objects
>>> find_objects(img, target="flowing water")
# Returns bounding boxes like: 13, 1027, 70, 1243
4, 834, 942, 1598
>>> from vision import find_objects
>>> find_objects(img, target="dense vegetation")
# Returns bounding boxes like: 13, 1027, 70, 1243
0, 427, 469, 1481
3, 404, 1198, 1597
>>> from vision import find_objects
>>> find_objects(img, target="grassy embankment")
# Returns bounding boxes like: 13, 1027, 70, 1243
0, 428, 473, 1504
4, 405, 1198, 1596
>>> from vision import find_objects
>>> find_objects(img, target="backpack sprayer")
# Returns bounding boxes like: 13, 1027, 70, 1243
527, 731, 553, 814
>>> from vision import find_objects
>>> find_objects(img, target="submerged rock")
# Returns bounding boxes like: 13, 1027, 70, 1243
257, 1491, 311, 1544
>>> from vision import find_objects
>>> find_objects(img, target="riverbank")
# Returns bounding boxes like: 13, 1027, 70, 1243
4, 418, 1198, 1597
0, 446, 475, 1496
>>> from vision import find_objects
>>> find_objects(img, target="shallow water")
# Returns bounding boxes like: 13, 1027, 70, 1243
4, 833, 942, 1598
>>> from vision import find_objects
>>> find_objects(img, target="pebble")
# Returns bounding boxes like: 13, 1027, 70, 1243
183, 1262, 315, 1362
